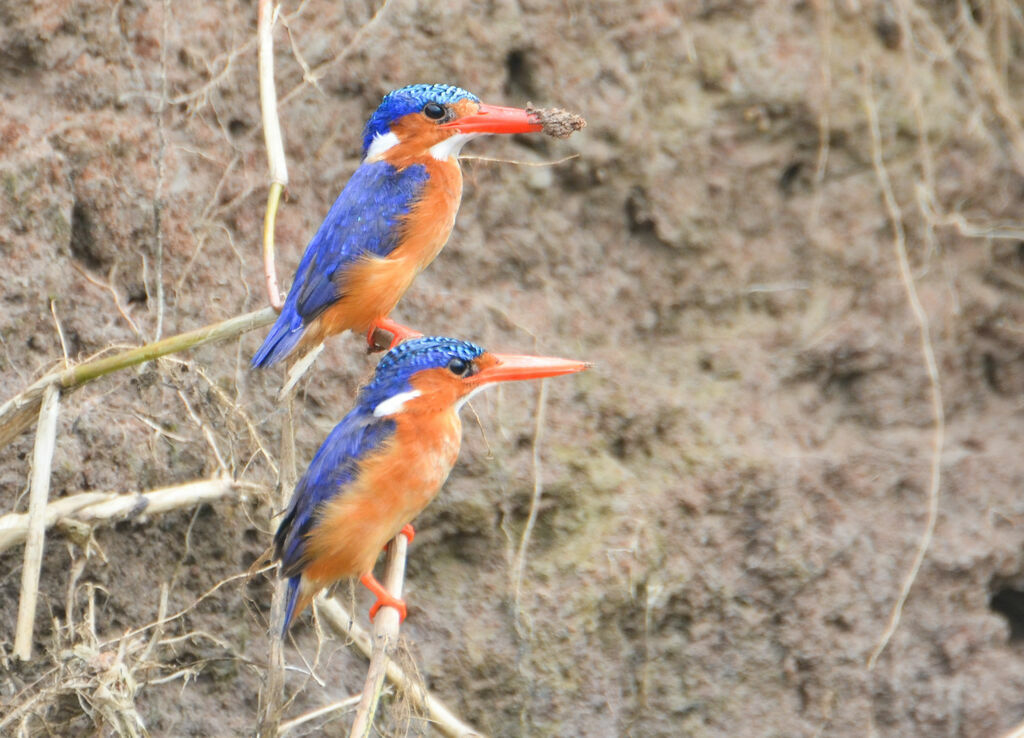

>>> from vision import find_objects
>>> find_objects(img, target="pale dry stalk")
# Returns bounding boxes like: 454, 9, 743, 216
258, 391, 298, 738
259, 0, 287, 311
0, 478, 238, 554
14, 382, 60, 660
349, 533, 408, 738
860, 66, 946, 670
317, 595, 484, 736
511, 379, 548, 614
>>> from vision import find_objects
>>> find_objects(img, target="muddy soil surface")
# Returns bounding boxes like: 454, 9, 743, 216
3, 2, 1024, 736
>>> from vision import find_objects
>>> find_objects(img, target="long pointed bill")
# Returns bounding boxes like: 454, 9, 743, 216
440, 104, 543, 135
473, 353, 590, 385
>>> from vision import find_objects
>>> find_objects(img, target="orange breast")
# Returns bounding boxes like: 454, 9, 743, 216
302, 408, 463, 586
304, 157, 463, 345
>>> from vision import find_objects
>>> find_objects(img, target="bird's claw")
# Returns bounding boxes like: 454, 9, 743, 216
399, 523, 415, 544
361, 572, 408, 623
367, 318, 424, 353
368, 594, 408, 623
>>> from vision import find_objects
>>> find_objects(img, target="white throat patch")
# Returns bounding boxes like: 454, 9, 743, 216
454, 385, 488, 412
429, 132, 481, 161
373, 389, 423, 417
365, 131, 400, 161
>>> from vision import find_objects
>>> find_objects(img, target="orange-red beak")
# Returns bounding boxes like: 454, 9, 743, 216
440, 104, 543, 135
471, 353, 590, 385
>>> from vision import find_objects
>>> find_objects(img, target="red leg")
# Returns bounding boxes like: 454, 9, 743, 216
366, 317, 424, 352
399, 523, 415, 544
360, 572, 407, 623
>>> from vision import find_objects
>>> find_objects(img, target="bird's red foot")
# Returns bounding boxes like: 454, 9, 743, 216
360, 573, 407, 622
400, 523, 415, 544
367, 318, 424, 353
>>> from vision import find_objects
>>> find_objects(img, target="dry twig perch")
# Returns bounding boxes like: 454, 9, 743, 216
317, 596, 485, 738
348, 532, 409, 738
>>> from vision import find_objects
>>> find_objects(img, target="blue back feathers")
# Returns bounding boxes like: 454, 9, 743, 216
362, 84, 479, 154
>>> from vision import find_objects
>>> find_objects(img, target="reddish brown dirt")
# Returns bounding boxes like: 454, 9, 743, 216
3, 2, 1024, 736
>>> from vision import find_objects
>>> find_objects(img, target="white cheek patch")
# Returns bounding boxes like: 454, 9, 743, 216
429, 132, 481, 161
373, 389, 423, 417
365, 131, 400, 161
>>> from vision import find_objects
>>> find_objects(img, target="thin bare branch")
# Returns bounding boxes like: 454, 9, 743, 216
861, 66, 946, 670
279, 695, 361, 735
511, 379, 548, 612
317, 597, 485, 738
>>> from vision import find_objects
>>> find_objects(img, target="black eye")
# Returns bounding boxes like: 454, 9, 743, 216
447, 357, 470, 376
423, 102, 446, 120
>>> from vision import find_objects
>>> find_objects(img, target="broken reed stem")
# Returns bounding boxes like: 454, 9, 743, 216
0, 306, 277, 450
0, 478, 239, 554
349, 533, 408, 738
318, 600, 484, 737
861, 66, 946, 670
14, 382, 60, 660
279, 695, 362, 735
259, 0, 287, 311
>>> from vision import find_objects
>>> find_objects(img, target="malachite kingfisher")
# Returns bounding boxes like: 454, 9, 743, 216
273, 336, 589, 631
251, 84, 547, 368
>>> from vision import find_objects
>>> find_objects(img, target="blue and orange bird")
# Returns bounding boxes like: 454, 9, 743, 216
272, 336, 588, 630
251, 84, 545, 368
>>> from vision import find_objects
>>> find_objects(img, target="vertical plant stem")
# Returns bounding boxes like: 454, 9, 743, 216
349, 534, 408, 738
861, 65, 946, 670
260, 395, 299, 738
259, 0, 288, 311
511, 379, 548, 611
14, 383, 60, 660
317, 596, 485, 738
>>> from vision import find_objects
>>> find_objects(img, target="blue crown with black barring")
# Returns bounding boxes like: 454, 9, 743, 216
358, 336, 484, 407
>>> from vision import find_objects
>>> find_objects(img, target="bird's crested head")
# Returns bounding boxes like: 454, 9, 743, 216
360, 336, 588, 418
361, 83, 542, 163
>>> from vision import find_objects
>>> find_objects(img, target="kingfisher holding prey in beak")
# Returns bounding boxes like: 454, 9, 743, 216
251, 84, 546, 368
273, 336, 589, 630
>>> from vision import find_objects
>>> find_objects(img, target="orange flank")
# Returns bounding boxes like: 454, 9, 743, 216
298, 155, 462, 355
300, 402, 462, 598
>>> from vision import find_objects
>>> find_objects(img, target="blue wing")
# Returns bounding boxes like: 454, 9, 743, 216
252, 161, 429, 367
273, 408, 397, 582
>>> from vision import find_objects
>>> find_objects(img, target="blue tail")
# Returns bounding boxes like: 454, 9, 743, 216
252, 309, 304, 368
282, 576, 302, 635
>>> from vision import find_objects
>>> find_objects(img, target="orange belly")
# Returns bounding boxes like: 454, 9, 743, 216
302, 409, 463, 587
300, 157, 463, 349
